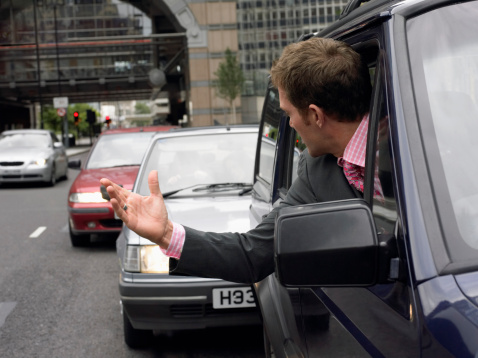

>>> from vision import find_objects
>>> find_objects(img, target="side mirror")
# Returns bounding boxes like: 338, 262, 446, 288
100, 183, 123, 201
68, 159, 81, 169
53, 142, 64, 149
100, 185, 110, 201
275, 199, 379, 287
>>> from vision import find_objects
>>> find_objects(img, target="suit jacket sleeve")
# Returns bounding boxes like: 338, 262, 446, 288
169, 151, 358, 284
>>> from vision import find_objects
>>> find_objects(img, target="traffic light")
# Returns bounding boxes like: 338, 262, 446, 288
73, 111, 80, 126
86, 109, 96, 124
105, 115, 111, 128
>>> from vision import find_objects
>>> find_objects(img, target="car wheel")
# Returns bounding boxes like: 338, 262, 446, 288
123, 310, 152, 349
69, 222, 90, 247
263, 327, 276, 358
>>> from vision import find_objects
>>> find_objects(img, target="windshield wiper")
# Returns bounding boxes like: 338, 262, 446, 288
161, 184, 204, 198
193, 183, 252, 192
161, 183, 253, 198
109, 164, 140, 168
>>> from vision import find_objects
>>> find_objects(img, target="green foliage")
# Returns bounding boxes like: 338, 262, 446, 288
213, 48, 245, 113
135, 102, 151, 114
42, 105, 63, 133
42, 103, 100, 137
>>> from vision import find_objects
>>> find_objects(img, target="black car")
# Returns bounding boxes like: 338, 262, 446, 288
250, 0, 478, 357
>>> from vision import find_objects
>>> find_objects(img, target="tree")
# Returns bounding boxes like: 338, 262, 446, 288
42, 103, 99, 138
213, 48, 245, 125
135, 102, 151, 114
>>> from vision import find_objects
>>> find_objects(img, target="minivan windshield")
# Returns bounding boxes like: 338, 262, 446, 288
137, 132, 257, 196
408, 1, 478, 264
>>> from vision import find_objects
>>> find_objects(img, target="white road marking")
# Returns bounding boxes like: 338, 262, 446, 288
29, 226, 47, 238
0, 302, 16, 328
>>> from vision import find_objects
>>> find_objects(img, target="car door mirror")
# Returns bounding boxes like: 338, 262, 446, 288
68, 159, 81, 169
53, 142, 64, 149
274, 199, 379, 287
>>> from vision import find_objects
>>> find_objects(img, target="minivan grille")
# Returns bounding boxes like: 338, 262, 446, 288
170, 303, 257, 317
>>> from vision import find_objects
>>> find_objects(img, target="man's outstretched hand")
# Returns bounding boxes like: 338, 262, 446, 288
100, 170, 173, 249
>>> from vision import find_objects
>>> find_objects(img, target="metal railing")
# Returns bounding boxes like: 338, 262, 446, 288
0, 33, 186, 85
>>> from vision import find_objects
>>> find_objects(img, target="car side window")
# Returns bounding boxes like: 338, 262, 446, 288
257, 87, 281, 185
369, 62, 398, 236
365, 50, 411, 319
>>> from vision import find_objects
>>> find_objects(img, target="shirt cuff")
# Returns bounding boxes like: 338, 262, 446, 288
160, 221, 185, 260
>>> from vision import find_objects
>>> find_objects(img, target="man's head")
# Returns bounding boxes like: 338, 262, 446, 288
270, 37, 372, 122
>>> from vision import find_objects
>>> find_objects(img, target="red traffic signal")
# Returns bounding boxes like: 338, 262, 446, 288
105, 116, 111, 123
73, 111, 80, 125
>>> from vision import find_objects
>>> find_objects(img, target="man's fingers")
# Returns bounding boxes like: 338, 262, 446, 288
148, 170, 162, 197
110, 198, 128, 223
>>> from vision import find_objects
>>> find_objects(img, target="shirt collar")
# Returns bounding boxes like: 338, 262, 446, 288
339, 115, 369, 168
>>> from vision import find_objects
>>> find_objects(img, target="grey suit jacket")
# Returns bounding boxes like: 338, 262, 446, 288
170, 150, 361, 284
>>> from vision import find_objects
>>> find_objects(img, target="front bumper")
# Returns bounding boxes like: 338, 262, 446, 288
68, 205, 123, 234
120, 274, 262, 331
0, 165, 50, 183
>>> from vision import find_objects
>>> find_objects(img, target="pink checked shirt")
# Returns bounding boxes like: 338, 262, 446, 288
163, 115, 379, 259
337, 115, 383, 198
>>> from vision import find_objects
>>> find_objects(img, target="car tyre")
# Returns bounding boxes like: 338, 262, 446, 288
123, 310, 152, 349
69, 222, 90, 247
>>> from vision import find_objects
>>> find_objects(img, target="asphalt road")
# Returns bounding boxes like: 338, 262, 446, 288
0, 150, 265, 358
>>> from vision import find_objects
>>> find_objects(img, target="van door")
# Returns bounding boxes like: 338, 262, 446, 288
303, 33, 421, 356
252, 87, 310, 358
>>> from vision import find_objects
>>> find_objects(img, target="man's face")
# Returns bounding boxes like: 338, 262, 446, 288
278, 87, 324, 157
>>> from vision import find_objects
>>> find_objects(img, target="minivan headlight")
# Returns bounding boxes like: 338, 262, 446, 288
124, 245, 169, 273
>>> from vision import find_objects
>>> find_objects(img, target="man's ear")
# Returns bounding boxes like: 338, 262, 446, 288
309, 104, 325, 128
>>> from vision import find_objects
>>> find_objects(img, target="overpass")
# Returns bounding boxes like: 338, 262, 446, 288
0, 0, 241, 130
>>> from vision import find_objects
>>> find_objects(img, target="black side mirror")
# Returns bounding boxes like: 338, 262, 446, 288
68, 159, 81, 169
100, 184, 122, 201
275, 199, 379, 287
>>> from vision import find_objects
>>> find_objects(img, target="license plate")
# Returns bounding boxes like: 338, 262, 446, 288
4, 170, 20, 174
212, 287, 256, 309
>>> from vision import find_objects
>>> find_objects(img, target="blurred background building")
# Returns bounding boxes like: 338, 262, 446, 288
0, 0, 349, 131
237, 0, 349, 122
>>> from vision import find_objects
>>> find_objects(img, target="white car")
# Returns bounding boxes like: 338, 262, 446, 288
115, 125, 262, 348
0, 129, 68, 186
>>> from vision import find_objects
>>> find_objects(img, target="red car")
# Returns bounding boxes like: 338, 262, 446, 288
67, 126, 175, 247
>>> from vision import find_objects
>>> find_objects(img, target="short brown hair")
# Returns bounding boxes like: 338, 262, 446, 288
270, 37, 372, 122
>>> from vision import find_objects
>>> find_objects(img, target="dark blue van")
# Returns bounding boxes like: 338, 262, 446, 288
250, 0, 478, 357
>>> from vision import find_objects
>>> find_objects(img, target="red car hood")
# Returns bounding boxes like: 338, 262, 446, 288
70, 166, 140, 193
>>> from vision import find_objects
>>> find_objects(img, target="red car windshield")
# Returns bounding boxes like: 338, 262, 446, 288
86, 132, 157, 169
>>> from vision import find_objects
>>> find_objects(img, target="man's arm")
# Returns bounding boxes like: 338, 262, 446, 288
169, 151, 319, 284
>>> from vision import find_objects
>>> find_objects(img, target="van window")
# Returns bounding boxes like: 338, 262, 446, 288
408, 1, 478, 266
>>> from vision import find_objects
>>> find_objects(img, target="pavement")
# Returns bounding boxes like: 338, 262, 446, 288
65, 137, 94, 157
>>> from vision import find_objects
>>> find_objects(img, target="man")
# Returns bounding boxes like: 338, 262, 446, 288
100, 37, 372, 284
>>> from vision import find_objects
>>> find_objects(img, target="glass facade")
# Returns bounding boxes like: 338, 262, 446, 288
237, 0, 349, 96
0, 0, 153, 84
